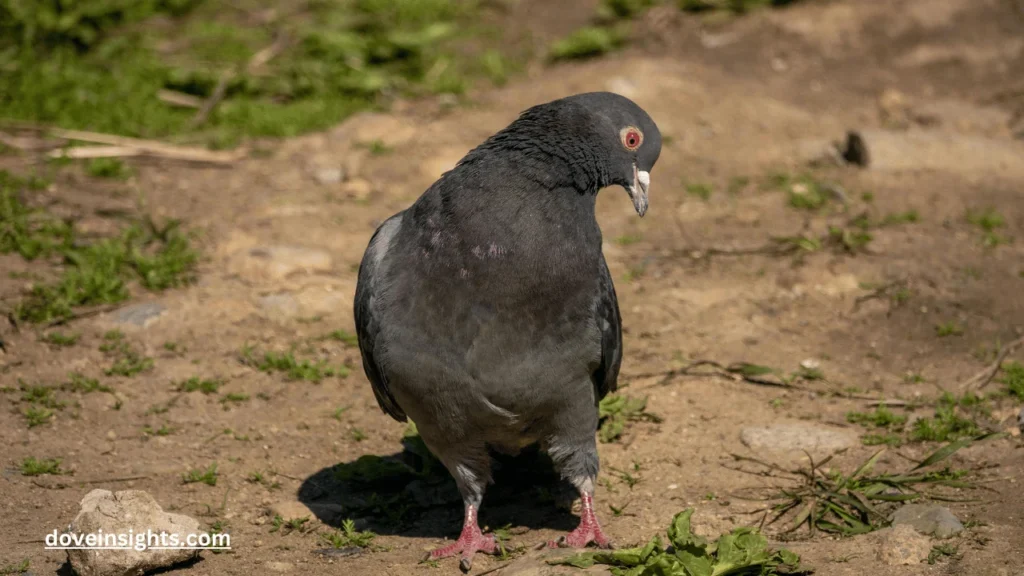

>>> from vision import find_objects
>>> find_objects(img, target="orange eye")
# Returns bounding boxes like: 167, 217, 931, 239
621, 127, 643, 151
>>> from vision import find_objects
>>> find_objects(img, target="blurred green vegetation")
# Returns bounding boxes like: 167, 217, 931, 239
0, 0, 507, 148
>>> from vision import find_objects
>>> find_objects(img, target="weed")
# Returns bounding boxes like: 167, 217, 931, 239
324, 330, 358, 347
63, 372, 112, 394
615, 234, 642, 246
910, 394, 983, 442
0, 560, 30, 576
41, 331, 79, 347
85, 158, 131, 179
14, 216, 198, 323
927, 544, 960, 565
880, 210, 920, 226
549, 27, 624, 61
598, 394, 662, 443
332, 405, 351, 420
997, 361, 1024, 399
550, 508, 799, 574
727, 176, 750, 195
183, 463, 218, 486
220, 392, 249, 404
20, 457, 66, 476
24, 406, 54, 427
270, 514, 310, 535
0, 171, 72, 260
143, 424, 172, 436
935, 322, 964, 338
178, 377, 222, 394
359, 139, 393, 155
320, 519, 377, 548
827, 226, 872, 253
686, 182, 713, 201
770, 173, 828, 210
904, 372, 925, 384
861, 433, 903, 446
243, 347, 349, 382
609, 501, 631, 517
966, 207, 1009, 247
846, 405, 907, 429
749, 435, 994, 536
350, 428, 367, 442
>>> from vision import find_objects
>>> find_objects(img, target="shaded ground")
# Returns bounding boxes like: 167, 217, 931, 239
2, 1, 1024, 575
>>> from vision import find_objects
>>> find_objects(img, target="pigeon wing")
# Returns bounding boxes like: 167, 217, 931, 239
354, 214, 408, 422
592, 255, 623, 401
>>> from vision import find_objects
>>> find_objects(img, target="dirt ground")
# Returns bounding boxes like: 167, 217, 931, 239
3, 0, 1024, 574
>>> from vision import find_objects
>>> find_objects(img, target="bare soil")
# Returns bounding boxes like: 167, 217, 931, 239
2, 1, 1024, 575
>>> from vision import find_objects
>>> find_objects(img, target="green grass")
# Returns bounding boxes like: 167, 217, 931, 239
85, 158, 132, 179
24, 406, 54, 428
880, 210, 920, 226
0, 0, 503, 149
178, 376, 222, 394
143, 424, 173, 436
767, 172, 829, 211
0, 171, 72, 260
685, 182, 713, 201
320, 519, 377, 549
324, 329, 359, 347
220, 392, 249, 404
998, 361, 1024, 399
846, 405, 907, 429
909, 394, 983, 442
41, 331, 80, 347
935, 322, 964, 338
615, 234, 642, 246
549, 26, 625, 61
242, 346, 349, 382
100, 331, 154, 376
966, 207, 1009, 247
20, 457, 66, 476
63, 372, 112, 394
182, 463, 218, 486
0, 560, 30, 576
7, 185, 200, 323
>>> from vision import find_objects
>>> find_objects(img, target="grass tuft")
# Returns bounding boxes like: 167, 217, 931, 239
242, 346, 349, 382
20, 456, 66, 476
320, 519, 377, 549
598, 394, 662, 443
183, 463, 218, 486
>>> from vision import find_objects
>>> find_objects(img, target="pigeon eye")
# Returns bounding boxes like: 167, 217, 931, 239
621, 127, 643, 151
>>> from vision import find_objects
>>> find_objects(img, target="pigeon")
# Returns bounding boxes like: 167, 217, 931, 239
354, 92, 661, 571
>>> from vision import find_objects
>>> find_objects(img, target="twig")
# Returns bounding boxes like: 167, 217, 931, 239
247, 33, 289, 73
0, 131, 63, 151
158, 89, 204, 108
473, 561, 512, 576
47, 128, 245, 165
959, 335, 1024, 392
45, 303, 123, 327
188, 72, 233, 129
50, 146, 142, 159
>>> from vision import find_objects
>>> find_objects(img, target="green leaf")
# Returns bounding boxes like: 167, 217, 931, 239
912, 433, 1001, 471
667, 509, 707, 555
675, 551, 712, 576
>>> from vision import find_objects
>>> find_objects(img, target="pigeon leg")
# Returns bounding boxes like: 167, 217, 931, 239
425, 503, 498, 571
424, 445, 498, 572
548, 477, 612, 549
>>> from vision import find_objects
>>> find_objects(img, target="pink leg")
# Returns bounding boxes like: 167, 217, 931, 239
548, 493, 612, 549
425, 505, 497, 572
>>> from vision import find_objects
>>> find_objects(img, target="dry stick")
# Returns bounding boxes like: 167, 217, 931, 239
50, 146, 143, 159
188, 72, 233, 129
158, 89, 204, 108
45, 303, 123, 327
47, 128, 245, 164
959, 334, 1024, 392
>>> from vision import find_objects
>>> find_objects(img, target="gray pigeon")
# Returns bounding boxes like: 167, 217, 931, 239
354, 92, 661, 571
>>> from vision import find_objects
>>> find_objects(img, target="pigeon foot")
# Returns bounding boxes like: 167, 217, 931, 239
547, 493, 613, 549
423, 506, 497, 572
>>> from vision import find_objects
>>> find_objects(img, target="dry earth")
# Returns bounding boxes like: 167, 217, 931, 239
2, 0, 1024, 575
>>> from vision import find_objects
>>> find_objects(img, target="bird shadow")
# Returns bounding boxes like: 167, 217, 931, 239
298, 434, 581, 540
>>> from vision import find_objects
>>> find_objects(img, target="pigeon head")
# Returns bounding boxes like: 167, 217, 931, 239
464, 92, 662, 217
558, 92, 662, 217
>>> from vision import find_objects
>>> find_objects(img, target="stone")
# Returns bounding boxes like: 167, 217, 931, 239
850, 129, 1024, 179
268, 500, 346, 524
341, 178, 373, 201
265, 561, 295, 572
739, 423, 858, 458
890, 503, 964, 538
66, 489, 203, 576
875, 524, 932, 565
313, 167, 344, 185
110, 302, 166, 328
238, 245, 332, 280
258, 293, 300, 319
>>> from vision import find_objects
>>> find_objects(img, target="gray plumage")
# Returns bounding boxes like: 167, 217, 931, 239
354, 91, 661, 566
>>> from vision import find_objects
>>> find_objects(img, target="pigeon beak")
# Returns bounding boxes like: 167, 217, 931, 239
629, 164, 650, 217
